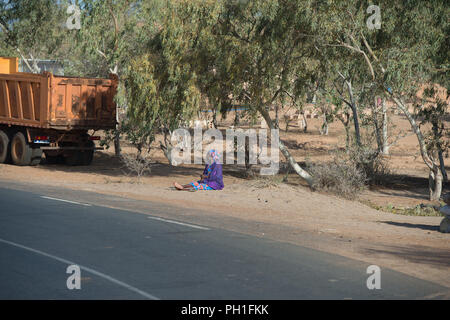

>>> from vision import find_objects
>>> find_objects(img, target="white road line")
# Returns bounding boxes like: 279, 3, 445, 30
0, 238, 159, 300
147, 216, 210, 230
41, 196, 92, 207
41, 195, 209, 230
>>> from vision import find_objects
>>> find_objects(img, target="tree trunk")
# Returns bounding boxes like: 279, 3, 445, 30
350, 103, 361, 146
390, 95, 434, 169
234, 107, 240, 126
160, 128, 174, 165
275, 105, 279, 129
346, 80, 361, 146
112, 69, 121, 157
345, 124, 351, 152
16, 49, 39, 73
212, 108, 218, 129
372, 97, 383, 152
320, 114, 329, 135
337, 113, 351, 152
258, 106, 313, 187
114, 107, 121, 156
429, 166, 443, 201
244, 139, 253, 177
302, 113, 308, 133
432, 120, 447, 183
390, 94, 443, 200
285, 117, 290, 132
114, 130, 121, 157
438, 149, 448, 182
278, 139, 314, 186
381, 98, 389, 155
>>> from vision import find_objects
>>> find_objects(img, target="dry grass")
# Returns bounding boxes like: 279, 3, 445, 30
348, 146, 391, 185
248, 175, 285, 189
307, 155, 367, 199
361, 199, 445, 217
120, 153, 153, 183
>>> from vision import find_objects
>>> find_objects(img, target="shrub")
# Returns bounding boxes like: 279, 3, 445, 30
348, 145, 391, 185
307, 155, 367, 199
120, 153, 152, 182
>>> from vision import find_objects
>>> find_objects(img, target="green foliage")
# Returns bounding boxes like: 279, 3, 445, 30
363, 200, 444, 217
0, 0, 67, 58
123, 5, 203, 143
1, 0, 447, 189
64, 0, 153, 77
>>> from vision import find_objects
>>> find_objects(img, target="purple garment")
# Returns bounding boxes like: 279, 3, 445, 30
201, 162, 224, 190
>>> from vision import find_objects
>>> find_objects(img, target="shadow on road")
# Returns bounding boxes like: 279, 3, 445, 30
363, 244, 450, 268
379, 221, 440, 232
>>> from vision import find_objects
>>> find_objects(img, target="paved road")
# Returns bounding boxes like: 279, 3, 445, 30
0, 185, 447, 299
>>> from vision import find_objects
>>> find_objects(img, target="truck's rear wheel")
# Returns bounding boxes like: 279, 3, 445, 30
80, 141, 94, 166
80, 150, 94, 166
30, 148, 43, 166
11, 132, 32, 166
65, 151, 81, 166
45, 153, 63, 164
0, 130, 11, 164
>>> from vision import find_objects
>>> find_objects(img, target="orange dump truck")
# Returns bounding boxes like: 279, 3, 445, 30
0, 57, 117, 166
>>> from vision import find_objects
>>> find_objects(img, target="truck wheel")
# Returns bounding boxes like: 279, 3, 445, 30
65, 151, 81, 166
11, 132, 32, 166
45, 153, 63, 164
80, 150, 94, 166
0, 130, 11, 164
30, 148, 43, 166
80, 141, 94, 166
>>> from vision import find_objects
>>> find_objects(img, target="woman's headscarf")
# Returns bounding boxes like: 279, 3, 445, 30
206, 149, 221, 165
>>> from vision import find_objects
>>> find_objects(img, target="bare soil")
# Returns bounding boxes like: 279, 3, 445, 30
0, 112, 449, 289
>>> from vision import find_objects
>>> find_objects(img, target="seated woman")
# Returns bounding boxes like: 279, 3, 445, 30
174, 149, 224, 191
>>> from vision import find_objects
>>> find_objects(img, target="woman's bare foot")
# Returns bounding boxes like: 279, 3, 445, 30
174, 182, 184, 190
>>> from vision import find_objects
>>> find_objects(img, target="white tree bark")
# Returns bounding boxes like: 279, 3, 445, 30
429, 166, 443, 201
372, 97, 389, 155
390, 94, 443, 200
320, 114, 329, 135
381, 98, 389, 155
438, 150, 448, 182
259, 106, 314, 187
372, 97, 383, 153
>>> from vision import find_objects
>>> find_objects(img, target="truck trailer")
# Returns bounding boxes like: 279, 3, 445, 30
0, 57, 117, 166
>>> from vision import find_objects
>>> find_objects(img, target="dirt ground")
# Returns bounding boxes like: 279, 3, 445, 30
0, 111, 449, 290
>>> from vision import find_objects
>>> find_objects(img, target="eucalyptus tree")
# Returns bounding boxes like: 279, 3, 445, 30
122, 0, 319, 183
190, 0, 325, 185
314, 0, 449, 200
0, 0, 67, 71
65, 0, 166, 155
123, 1, 204, 160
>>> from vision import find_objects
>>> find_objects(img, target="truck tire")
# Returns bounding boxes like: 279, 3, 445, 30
11, 132, 32, 166
0, 130, 10, 164
80, 141, 94, 166
45, 153, 63, 164
65, 151, 81, 166
30, 148, 43, 166
80, 150, 94, 166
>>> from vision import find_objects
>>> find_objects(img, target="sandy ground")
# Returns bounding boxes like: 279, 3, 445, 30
0, 112, 450, 288
0, 112, 449, 290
